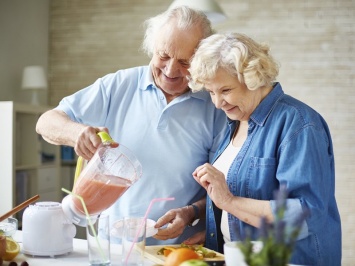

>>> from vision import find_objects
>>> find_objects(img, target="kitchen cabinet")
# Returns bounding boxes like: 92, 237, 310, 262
0, 101, 61, 223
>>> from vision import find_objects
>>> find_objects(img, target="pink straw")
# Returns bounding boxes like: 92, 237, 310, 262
124, 197, 175, 265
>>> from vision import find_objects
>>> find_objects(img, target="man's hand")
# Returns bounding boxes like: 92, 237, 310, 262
36, 109, 118, 160
183, 231, 206, 245
75, 126, 113, 160
153, 206, 193, 240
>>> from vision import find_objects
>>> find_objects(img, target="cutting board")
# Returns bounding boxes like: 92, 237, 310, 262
144, 245, 224, 265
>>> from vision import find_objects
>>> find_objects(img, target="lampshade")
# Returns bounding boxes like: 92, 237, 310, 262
168, 0, 226, 24
21, 65, 47, 105
22, 66, 47, 90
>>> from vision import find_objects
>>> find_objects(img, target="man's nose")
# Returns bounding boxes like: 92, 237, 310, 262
165, 59, 180, 76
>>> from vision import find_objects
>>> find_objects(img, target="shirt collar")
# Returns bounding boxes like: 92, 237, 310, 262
250, 82, 284, 126
140, 64, 155, 91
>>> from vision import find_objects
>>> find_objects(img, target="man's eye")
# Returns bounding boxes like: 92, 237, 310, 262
157, 52, 169, 60
180, 61, 190, 67
160, 55, 170, 60
222, 89, 231, 94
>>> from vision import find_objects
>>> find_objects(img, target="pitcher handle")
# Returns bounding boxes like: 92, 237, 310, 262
73, 132, 115, 185
73, 156, 85, 185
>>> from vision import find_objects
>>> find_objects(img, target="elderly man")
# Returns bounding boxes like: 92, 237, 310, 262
36, 6, 227, 245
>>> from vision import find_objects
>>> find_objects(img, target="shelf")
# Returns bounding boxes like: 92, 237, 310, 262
0, 101, 61, 220
15, 162, 58, 171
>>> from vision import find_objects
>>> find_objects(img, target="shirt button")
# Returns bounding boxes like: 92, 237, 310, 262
210, 233, 214, 237
209, 205, 212, 209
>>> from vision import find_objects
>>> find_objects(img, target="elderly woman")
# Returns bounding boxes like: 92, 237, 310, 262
188, 33, 341, 265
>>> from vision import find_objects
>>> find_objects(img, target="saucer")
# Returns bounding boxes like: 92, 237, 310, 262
111, 218, 158, 238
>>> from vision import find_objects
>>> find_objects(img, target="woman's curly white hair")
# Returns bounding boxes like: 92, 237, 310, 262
188, 33, 279, 92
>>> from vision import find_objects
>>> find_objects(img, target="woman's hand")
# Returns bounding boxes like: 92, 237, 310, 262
193, 163, 233, 210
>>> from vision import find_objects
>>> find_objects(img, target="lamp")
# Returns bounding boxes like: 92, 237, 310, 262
168, 0, 227, 24
21, 66, 47, 105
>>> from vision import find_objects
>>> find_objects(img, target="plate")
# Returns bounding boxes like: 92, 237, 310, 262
110, 218, 158, 238
144, 245, 225, 265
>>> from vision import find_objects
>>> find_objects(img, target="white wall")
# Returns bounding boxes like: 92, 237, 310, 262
0, 0, 49, 105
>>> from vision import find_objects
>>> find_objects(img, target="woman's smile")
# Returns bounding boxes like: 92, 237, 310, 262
224, 106, 237, 113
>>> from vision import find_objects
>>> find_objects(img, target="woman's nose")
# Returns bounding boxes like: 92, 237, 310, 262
213, 94, 225, 109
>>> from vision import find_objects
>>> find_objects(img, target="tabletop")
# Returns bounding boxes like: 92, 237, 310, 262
2, 231, 156, 266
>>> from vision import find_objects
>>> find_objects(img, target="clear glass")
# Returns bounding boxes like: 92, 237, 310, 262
86, 214, 111, 266
0, 217, 18, 237
121, 217, 146, 266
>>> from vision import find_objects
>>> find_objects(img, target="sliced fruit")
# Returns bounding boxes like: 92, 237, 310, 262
0, 235, 6, 257
3, 237, 20, 261
164, 248, 201, 266
179, 259, 209, 266
164, 249, 173, 257
157, 246, 178, 256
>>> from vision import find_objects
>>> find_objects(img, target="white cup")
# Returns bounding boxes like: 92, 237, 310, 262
224, 241, 263, 266
224, 241, 247, 266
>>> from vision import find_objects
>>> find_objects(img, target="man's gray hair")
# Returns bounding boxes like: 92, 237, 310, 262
141, 6, 213, 58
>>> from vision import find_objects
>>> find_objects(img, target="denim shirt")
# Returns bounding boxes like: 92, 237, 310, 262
205, 83, 341, 266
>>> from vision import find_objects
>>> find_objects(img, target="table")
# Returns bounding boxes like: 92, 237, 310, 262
3, 231, 156, 266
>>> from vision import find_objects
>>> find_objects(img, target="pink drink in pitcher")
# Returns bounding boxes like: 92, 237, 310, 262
61, 134, 142, 226
72, 174, 132, 215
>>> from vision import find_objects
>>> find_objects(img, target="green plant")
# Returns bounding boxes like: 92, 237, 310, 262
237, 185, 309, 266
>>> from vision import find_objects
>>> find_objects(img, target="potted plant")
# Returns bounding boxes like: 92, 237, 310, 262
236, 185, 309, 266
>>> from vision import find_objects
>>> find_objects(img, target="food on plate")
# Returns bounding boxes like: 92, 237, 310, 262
179, 259, 209, 266
2, 237, 20, 261
157, 244, 217, 259
164, 248, 201, 266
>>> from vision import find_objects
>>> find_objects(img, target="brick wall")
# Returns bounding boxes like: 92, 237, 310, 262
49, 0, 355, 264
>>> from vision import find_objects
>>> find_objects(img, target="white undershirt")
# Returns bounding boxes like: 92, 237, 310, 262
212, 140, 241, 243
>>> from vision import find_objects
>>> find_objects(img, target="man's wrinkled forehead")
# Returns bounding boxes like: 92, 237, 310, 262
154, 22, 203, 58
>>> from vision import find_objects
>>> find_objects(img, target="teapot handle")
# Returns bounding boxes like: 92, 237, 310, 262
73, 132, 115, 185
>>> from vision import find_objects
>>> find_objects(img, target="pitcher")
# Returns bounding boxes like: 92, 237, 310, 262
62, 132, 143, 226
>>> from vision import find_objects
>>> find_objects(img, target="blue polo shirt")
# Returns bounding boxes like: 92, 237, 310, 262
56, 65, 227, 245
